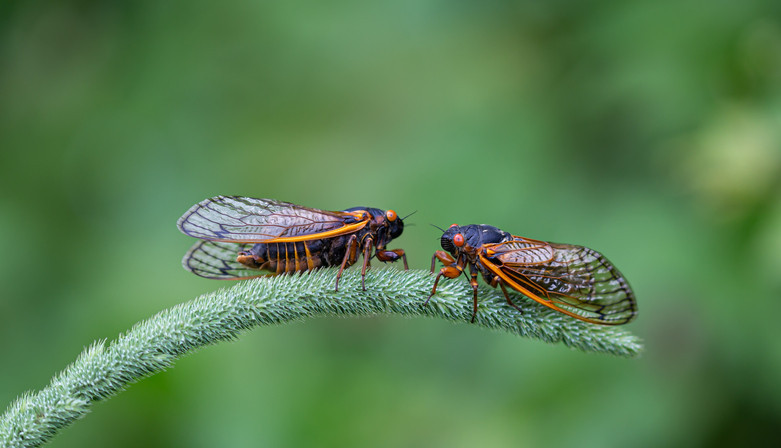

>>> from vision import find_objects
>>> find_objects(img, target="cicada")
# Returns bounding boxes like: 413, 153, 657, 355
177, 196, 408, 290
428, 224, 637, 325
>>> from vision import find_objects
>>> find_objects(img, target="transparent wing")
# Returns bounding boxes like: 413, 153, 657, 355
177, 196, 365, 243
482, 237, 637, 325
182, 240, 268, 280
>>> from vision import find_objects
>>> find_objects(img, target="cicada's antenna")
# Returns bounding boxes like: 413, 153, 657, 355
430, 223, 446, 232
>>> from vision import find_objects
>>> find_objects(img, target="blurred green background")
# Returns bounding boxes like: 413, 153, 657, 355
2, 0, 780, 446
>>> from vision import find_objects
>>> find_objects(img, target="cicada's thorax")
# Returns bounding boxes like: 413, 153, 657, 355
464, 224, 511, 249
361, 208, 389, 245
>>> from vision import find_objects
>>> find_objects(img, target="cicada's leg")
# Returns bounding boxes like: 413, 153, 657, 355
375, 248, 408, 270
430, 250, 454, 273
467, 263, 481, 323
335, 234, 359, 292
426, 252, 464, 306
359, 236, 374, 290
494, 277, 523, 315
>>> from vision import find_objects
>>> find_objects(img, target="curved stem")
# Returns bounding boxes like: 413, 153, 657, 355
0, 268, 642, 447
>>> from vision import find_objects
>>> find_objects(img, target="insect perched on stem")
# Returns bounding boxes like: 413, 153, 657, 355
177, 196, 408, 290
427, 224, 637, 325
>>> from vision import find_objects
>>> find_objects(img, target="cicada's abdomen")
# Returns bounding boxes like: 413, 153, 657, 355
237, 236, 354, 274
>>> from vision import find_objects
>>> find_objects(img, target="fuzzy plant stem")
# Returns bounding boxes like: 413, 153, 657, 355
0, 268, 642, 447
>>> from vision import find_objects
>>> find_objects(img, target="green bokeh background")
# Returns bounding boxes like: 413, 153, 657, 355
2, 1, 781, 446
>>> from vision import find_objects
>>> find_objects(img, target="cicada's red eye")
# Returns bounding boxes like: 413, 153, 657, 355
449, 224, 458, 228
386, 210, 397, 222
453, 233, 465, 247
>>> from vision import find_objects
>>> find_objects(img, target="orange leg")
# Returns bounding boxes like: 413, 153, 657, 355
426, 252, 465, 306
430, 250, 455, 273
376, 248, 408, 270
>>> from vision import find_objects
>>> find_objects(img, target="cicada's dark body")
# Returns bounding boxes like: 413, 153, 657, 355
428, 224, 637, 325
177, 196, 408, 290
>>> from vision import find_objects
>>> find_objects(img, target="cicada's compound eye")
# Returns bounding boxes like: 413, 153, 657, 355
453, 233, 465, 247
386, 210, 397, 222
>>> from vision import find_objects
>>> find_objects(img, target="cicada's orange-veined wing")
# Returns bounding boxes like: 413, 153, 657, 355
182, 240, 270, 280
176, 196, 369, 243
478, 236, 637, 325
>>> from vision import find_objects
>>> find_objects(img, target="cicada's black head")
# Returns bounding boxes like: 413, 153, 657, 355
439, 224, 460, 254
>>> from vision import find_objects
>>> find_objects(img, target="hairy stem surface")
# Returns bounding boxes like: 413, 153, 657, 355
0, 268, 642, 447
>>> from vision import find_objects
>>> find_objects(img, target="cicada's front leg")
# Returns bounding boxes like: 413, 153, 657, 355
376, 248, 408, 270
426, 251, 466, 306
429, 250, 454, 274
466, 263, 482, 323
